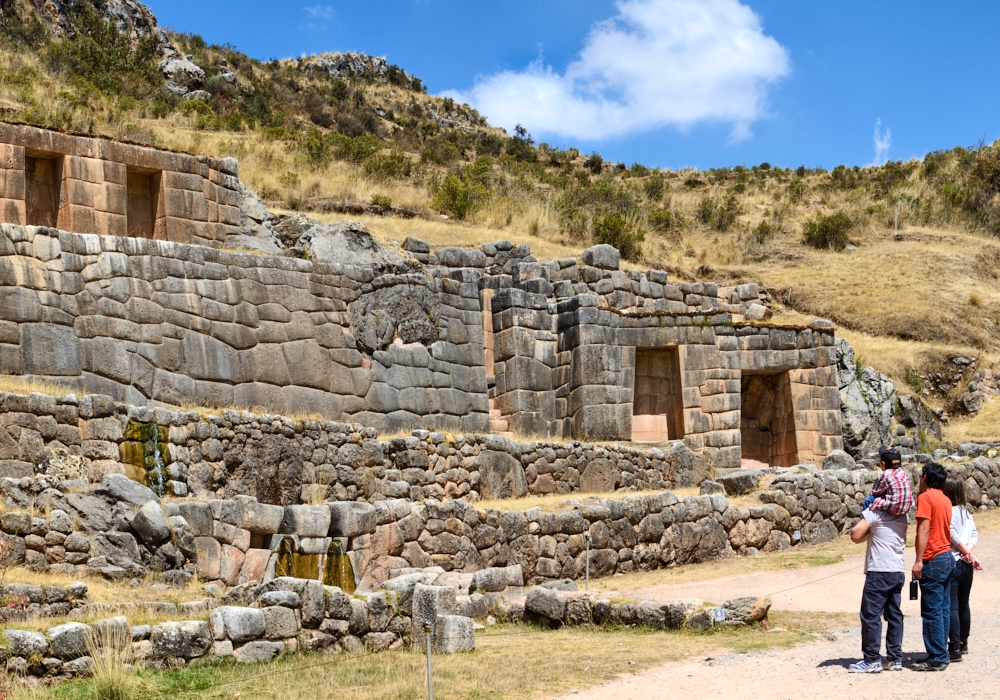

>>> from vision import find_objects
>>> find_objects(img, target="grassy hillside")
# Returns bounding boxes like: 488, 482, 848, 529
0, 1, 998, 437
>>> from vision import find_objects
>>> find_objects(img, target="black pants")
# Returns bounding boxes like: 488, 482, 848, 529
949, 558, 974, 650
861, 571, 905, 663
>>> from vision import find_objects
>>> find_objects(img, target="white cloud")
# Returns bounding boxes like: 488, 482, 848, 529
445, 0, 789, 141
304, 5, 334, 20
871, 118, 891, 165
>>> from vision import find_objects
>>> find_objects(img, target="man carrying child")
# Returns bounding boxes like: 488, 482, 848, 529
848, 447, 913, 673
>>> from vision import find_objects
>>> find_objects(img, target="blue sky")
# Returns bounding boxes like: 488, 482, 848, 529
145, 0, 1000, 171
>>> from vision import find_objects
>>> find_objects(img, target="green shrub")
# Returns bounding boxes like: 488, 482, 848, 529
431, 174, 489, 220
643, 174, 666, 202
593, 213, 645, 262
45, 6, 162, 98
584, 152, 604, 175
363, 149, 412, 180
421, 138, 461, 165
803, 211, 854, 250
787, 178, 805, 202
371, 194, 392, 208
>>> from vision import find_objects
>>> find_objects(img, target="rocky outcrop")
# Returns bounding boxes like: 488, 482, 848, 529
299, 52, 399, 83
836, 338, 896, 459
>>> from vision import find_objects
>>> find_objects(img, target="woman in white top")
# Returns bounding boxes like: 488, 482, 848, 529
942, 476, 983, 661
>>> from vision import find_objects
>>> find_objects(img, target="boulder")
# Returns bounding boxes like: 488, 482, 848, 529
478, 450, 528, 500
581, 244, 620, 270
297, 221, 413, 270
5, 629, 48, 657
232, 640, 284, 663
822, 449, 856, 470
131, 501, 171, 545
718, 470, 765, 496
48, 622, 92, 660
721, 596, 771, 625
96, 474, 158, 507
836, 338, 896, 459
538, 579, 577, 592
411, 584, 456, 648
210, 606, 266, 644
743, 303, 773, 321
328, 502, 377, 537
699, 480, 725, 495
525, 586, 567, 622
263, 606, 299, 640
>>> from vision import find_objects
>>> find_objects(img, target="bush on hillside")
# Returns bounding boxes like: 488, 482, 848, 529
584, 152, 604, 175
593, 213, 645, 262
803, 211, 853, 250
45, 6, 162, 98
363, 149, 411, 180
431, 174, 489, 220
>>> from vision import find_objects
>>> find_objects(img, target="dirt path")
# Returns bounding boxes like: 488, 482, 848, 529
555, 530, 1000, 700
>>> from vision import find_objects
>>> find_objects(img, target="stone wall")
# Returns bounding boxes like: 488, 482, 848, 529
0, 391, 711, 502
0, 224, 490, 434
0, 122, 242, 247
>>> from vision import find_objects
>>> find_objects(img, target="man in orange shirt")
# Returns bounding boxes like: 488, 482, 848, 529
911, 462, 954, 671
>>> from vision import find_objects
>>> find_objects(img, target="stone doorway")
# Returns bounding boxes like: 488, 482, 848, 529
126, 168, 159, 239
632, 348, 684, 441
740, 372, 798, 467
25, 154, 62, 227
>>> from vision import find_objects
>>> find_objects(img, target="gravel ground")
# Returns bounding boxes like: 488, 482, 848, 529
554, 529, 1000, 700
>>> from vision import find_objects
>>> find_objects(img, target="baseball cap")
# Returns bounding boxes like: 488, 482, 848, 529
878, 446, 902, 467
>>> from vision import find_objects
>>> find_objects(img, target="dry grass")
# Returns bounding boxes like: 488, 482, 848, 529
3, 566, 207, 607
475, 491, 668, 513
592, 532, 862, 593
0, 374, 70, 397
21, 613, 851, 700
939, 398, 1000, 443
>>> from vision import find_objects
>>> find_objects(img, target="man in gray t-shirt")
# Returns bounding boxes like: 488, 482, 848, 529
847, 507, 908, 672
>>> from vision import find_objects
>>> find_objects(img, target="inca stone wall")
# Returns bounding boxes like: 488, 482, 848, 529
0, 224, 490, 435
0, 122, 242, 247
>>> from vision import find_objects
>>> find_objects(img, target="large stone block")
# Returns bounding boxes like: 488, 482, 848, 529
582, 244, 620, 270
235, 496, 284, 534
280, 505, 331, 537
478, 450, 527, 500
525, 586, 566, 622
328, 501, 377, 537
20, 323, 80, 376
411, 584, 456, 648
210, 606, 266, 644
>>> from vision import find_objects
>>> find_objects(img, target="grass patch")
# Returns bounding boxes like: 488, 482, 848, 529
22, 614, 851, 700
592, 533, 863, 593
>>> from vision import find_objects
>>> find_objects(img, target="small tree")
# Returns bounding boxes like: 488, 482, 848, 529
803, 211, 854, 250
584, 152, 604, 175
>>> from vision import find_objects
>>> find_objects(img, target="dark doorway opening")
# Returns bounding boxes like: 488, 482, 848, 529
740, 372, 798, 467
25, 154, 62, 227
632, 348, 684, 441
126, 168, 159, 239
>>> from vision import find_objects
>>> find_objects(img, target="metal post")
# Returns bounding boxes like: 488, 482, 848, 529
585, 533, 591, 592
424, 621, 434, 700
894, 208, 898, 233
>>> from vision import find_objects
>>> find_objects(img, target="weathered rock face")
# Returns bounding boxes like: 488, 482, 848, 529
298, 221, 414, 272
836, 339, 896, 459
350, 282, 441, 355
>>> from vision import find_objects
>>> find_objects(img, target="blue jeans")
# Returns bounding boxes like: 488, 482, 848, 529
860, 571, 904, 663
919, 552, 955, 664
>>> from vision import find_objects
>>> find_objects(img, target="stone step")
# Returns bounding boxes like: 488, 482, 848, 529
489, 419, 509, 432
489, 409, 502, 420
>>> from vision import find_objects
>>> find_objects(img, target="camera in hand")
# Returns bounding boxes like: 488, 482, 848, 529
909, 579, 919, 600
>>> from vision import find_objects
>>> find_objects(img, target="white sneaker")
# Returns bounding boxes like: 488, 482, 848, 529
848, 660, 883, 673
888, 661, 903, 671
